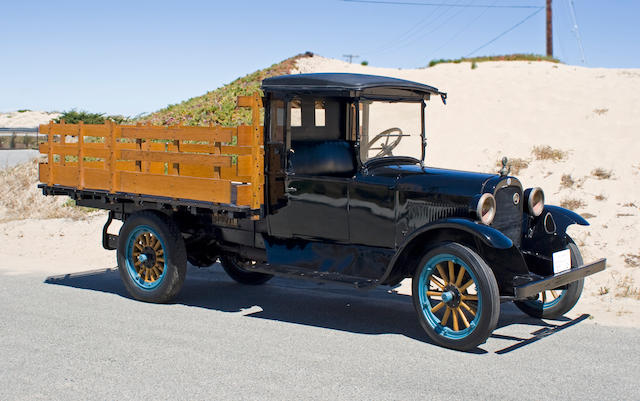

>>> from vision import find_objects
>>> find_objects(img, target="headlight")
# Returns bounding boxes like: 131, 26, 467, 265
525, 187, 545, 216
476, 193, 496, 225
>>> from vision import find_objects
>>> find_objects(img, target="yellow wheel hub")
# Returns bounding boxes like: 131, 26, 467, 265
131, 232, 165, 283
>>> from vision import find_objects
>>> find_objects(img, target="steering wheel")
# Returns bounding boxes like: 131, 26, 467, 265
366, 127, 404, 157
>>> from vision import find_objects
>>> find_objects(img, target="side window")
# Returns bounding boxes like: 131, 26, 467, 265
315, 100, 325, 127
290, 99, 302, 127
287, 97, 355, 177
269, 98, 285, 142
288, 97, 346, 142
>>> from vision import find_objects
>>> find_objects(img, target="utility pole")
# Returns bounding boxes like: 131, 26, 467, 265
546, 0, 553, 57
343, 54, 359, 63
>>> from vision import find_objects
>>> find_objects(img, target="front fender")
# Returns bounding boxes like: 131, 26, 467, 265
545, 205, 589, 234
520, 205, 589, 277
381, 218, 529, 293
401, 218, 514, 250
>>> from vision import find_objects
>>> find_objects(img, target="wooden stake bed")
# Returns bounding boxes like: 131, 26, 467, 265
38, 94, 264, 211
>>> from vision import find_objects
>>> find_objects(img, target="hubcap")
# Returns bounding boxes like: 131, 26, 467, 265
441, 291, 454, 304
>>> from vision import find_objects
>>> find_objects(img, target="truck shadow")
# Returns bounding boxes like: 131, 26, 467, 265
44, 264, 589, 354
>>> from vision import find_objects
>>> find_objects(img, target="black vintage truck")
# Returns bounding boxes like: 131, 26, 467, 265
39, 73, 606, 350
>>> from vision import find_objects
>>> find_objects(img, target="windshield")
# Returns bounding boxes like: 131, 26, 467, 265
358, 100, 423, 163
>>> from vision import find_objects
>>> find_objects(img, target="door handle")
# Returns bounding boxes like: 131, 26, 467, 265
286, 187, 297, 193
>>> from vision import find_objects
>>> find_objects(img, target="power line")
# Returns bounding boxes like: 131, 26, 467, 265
427, 0, 497, 57
375, 0, 475, 56
343, 54, 360, 63
555, 0, 567, 61
465, 7, 544, 57
368, 2, 446, 53
392, 0, 473, 51
368, 2, 458, 56
342, 0, 541, 9
567, 0, 585, 64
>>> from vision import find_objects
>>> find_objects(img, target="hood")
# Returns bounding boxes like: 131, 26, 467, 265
368, 163, 497, 199
368, 163, 500, 235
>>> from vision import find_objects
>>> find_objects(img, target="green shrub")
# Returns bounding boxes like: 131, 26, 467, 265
137, 53, 313, 127
53, 110, 129, 124
428, 54, 561, 68
54, 110, 105, 124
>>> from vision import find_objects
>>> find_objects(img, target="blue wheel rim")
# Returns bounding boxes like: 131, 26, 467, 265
125, 225, 168, 290
417, 254, 482, 340
523, 289, 566, 310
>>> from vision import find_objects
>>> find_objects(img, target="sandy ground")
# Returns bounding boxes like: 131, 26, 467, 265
0, 111, 60, 128
0, 216, 115, 276
0, 57, 637, 328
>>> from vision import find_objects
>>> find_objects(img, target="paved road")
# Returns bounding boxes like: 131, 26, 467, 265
1, 264, 638, 400
0, 149, 39, 168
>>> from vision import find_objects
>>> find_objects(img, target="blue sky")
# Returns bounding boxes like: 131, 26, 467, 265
1, 0, 638, 116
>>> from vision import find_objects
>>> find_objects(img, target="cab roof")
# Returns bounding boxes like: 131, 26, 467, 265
261, 73, 446, 102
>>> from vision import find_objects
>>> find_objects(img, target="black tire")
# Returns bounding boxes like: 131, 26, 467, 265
117, 211, 187, 303
412, 242, 500, 351
515, 241, 584, 319
220, 254, 272, 285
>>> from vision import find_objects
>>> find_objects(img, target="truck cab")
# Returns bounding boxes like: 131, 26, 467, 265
263, 74, 436, 243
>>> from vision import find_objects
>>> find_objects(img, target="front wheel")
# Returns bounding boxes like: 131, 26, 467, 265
412, 243, 500, 351
117, 211, 187, 303
514, 241, 584, 319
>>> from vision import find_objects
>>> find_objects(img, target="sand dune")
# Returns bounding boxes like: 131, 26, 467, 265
0, 56, 637, 326
0, 111, 60, 128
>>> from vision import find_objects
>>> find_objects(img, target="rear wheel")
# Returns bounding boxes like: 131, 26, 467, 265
117, 212, 187, 303
220, 254, 272, 285
412, 242, 500, 351
515, 241, 584, 319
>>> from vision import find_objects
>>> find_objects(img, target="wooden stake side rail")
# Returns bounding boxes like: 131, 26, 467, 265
38, 94, 264, 210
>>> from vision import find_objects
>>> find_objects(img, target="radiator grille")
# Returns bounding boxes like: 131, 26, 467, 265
491, 186, 523, 247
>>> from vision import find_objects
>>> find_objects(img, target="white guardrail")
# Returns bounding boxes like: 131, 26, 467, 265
0, 127, 43, 168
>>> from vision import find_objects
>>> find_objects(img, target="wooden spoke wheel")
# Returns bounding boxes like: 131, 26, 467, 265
117, 212, 187, 303
128, 228, 166, 288
412, 243, 500, 351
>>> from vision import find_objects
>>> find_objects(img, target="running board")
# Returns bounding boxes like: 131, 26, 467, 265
246, 263, 381, 289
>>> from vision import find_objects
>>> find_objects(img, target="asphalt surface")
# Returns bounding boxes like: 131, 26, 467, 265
1, 264, 638, 400
0, 149, 39, 168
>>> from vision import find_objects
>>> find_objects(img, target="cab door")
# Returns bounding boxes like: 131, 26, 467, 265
348, 172, 397, 248
266, 97, 352, 242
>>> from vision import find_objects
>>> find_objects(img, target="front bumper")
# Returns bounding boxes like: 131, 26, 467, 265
513, 258, 606, 300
